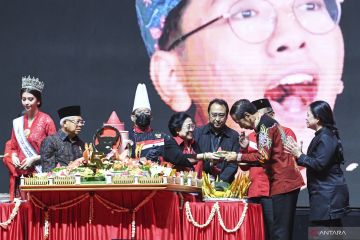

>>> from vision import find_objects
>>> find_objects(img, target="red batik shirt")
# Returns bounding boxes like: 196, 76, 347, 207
240, 114, 304, 196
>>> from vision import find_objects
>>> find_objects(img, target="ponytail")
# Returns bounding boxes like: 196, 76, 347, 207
309, 101, 344, 164
325, 124, 344, 164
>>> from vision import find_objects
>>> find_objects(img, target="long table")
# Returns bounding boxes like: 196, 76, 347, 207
1, 184, 264, 240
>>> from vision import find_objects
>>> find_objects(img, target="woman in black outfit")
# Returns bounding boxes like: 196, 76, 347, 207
164, 112, 216, 178
285, 100, 350, 227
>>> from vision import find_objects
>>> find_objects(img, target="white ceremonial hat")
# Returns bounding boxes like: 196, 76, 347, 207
132, 83, 151, 111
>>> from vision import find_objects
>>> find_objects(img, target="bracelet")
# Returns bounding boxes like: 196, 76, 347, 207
203, 153, 207, 161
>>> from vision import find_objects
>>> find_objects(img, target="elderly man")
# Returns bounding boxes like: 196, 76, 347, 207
227, 99, 304, 240
193, 98, 240, 183
128, 83, 168, 163
40, 105, 85, 172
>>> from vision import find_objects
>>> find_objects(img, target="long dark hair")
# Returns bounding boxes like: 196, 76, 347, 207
168, 112, 192, 137
309, 100, 344, 163
20, 88, 42, 107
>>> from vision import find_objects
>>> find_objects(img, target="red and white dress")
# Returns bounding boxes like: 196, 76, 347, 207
3, 111, 56, 200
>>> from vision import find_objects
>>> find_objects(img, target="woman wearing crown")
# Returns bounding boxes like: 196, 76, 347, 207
3, 76, 56, 200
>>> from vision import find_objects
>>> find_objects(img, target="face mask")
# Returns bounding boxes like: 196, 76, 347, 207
135, 114, 151, 129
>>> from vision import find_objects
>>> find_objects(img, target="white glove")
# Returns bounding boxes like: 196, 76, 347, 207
19, 155, 40, 170
12, 154, 21, 168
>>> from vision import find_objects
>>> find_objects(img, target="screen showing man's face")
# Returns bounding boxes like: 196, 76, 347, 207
152, 0, 344, 147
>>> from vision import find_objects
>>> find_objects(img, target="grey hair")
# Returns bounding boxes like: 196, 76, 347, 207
60, 116, 77, 126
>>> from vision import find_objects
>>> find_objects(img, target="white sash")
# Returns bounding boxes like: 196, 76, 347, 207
13, 116, 42, 173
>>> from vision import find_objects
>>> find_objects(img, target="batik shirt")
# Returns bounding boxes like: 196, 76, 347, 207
241, 114, 304, 195
40, 129, 84, 172
242, 126, 297, 198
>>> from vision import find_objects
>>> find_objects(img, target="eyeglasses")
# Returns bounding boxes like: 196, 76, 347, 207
182, 123, 196, 131
167, 0, 342, 50
67, 119, 85, 126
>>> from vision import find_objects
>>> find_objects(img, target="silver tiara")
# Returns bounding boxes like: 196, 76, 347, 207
21, 76, 44, 93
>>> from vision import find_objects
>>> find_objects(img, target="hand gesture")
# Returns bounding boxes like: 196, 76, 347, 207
284, 136, 302, 158
19, 155, 40, 170
239, 132, 249, 149
12, 154, 21, 168
215, 151, 238, 162
203, 152, 220, 162
68, 157, 84, 169
187, 158, 198, 164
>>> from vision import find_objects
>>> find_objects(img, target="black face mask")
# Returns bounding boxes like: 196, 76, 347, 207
135, 114, 151, 130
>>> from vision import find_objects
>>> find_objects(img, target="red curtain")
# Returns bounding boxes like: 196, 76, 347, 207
0, 202, 31, 240
28, 191, 182, 240
182, 201, 265, 240
1, 194, 265, 240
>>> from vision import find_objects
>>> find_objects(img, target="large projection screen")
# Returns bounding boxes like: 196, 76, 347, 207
0, 0, 358, 207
